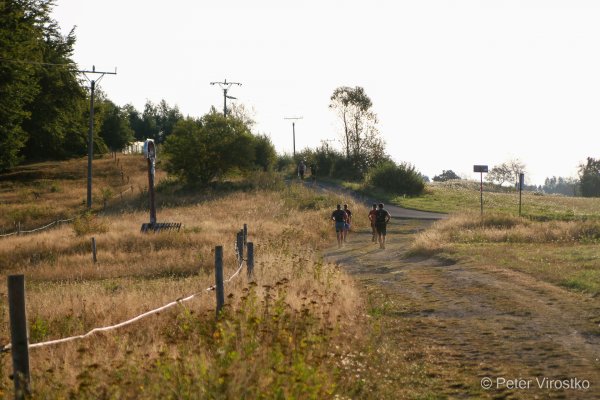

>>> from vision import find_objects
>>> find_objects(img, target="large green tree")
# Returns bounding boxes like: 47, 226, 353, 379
0, 0, 85, 167
579, 157, 600, 197
98, 100, 134, 152
0, 0, 43, 169
163, 112, 256, 186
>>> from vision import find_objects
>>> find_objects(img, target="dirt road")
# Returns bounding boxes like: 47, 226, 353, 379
325, 217, 600, 399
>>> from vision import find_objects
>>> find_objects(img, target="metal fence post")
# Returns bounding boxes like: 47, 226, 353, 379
215, 246, 224, 317
247, 242, 254, 278
8, 275, 30, 400
91, 237, 97, 263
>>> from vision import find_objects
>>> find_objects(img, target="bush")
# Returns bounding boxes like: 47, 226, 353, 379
72, 212, 109, 236
365, 161, 425, 196
330, 156, 362, 181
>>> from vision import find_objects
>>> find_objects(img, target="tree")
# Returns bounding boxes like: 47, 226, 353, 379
163, 112, 255, 186
486, 160, 525, 186
99, 100, 134, 152
579, 157, 600, 197
433, 170, 460, 182
253, 134, 276, 171
0, 0, 86, 166
366, 161, 425, 196
542, 176, 578, 196
329, 86, 385, 175
0, 0, 44, 169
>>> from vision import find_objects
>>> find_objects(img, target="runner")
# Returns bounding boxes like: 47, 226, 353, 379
298, 160, 306, 180
343, 204, 352, 242
331, 204, 348, 248
368, 203, 378, 242
375, 203, 391, 249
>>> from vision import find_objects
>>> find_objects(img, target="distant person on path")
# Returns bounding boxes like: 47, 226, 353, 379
298, 160, 306, 180
368, 203, 378, 242
343, 204, 352, 242
375, 203, 391, 249
310, 163, 317, 182
331, 204, 348, 248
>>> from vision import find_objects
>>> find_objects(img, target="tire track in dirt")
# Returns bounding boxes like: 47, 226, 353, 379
325, 219, 600, 399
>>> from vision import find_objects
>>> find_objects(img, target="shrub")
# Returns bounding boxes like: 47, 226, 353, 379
72, 212, 109, 236
365, 161, 425, 196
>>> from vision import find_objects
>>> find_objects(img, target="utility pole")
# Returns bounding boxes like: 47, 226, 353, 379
284, 117, 303, 158
210, 79, 242, 118
79, 66, 117, 209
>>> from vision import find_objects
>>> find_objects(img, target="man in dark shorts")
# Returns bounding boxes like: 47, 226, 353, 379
331, 204, 348, 248
368, 203, 378, 242
375, 203, 391, 249
343, 204, 352, 242
298, 160, 306, 180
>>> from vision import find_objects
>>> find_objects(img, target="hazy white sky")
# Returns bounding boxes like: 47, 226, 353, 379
52, 0, 600, 185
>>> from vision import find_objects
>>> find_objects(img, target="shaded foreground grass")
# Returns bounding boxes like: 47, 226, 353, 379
0, 158, 387, 398
409, 212, 600, 296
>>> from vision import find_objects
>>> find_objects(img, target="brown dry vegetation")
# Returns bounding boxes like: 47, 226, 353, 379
0, 155, 154, 231
410, 212, 600, 295
0, 157, 374, 399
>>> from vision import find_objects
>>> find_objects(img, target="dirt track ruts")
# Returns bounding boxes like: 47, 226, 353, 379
319, 186, 600, 399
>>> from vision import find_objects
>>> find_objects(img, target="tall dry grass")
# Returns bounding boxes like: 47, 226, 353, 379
0, 179, 369, 398
410, 212, 600, 257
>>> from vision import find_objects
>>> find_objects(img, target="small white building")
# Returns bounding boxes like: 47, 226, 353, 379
122, 141, 145, 154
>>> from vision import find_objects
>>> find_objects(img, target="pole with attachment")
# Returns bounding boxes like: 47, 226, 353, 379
284, 117, 303, 158
79, 66, 117, 209
210, 79, 242, 118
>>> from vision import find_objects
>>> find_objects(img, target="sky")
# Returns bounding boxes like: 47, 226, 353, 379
51, 0, 600, 185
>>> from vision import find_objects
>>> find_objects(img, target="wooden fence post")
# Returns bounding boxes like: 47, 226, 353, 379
247, 242, 254, 278
243, 224, 248, 246
236, 231, 244, 262
215, 246, 224, 317
91, 237, 97, 263
8, 275, 30, 400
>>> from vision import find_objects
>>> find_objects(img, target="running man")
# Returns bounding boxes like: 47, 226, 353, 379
375, 203, 391, 249
343, 204, 352, 242
298, 160, 306, 180
331, 204, 348, 248
368, 203, 378, 242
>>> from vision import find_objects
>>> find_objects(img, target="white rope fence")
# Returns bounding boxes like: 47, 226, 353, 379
1, 256, 246, 353
0, 217, 75, 237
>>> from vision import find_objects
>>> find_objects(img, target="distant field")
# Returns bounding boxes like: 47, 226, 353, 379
394, 180, 599, 220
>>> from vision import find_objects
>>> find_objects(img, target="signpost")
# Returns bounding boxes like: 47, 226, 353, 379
140, 139, 181, 233
473, 165, 488, 215
519, 172, 524, 216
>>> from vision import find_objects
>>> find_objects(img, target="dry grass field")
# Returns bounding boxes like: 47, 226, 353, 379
409, 212, 600, 295
0, 156, 378, 399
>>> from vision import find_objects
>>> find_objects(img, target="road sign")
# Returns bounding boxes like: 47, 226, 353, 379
473, 165, 488, 173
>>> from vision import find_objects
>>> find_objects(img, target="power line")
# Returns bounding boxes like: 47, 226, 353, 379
210, 79, 242, 118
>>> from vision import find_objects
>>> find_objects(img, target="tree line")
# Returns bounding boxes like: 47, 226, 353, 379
0, 1, 187, 170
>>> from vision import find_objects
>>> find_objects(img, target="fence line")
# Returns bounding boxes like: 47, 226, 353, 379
0, 249, 246, 353
0, 183, 135, 238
